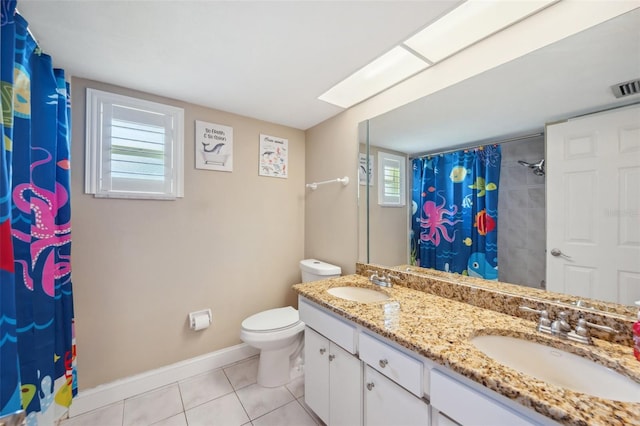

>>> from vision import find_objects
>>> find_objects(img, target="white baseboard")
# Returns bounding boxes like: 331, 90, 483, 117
69, 343, 259, 417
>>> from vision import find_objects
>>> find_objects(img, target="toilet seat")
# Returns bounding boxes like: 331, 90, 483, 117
241, 306, 301, 333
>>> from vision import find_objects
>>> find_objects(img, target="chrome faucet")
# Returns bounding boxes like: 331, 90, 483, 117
520, 306, 617, 345
550, 311, 572, 337
367, 270, 399, 288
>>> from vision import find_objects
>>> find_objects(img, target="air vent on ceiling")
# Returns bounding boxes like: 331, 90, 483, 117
611, 78, 640, 98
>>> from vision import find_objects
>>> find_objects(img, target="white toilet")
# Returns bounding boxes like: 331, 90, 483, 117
240, 259, 341, 387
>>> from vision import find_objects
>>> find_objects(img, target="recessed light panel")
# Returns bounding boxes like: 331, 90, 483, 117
404, 0, 557, 63
319, 46, 429, 108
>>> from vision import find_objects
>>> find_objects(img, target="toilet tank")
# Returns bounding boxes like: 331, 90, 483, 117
300, 259, 341, 283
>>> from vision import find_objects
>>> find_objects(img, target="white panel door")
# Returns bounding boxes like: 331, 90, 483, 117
546, 104, 640, 305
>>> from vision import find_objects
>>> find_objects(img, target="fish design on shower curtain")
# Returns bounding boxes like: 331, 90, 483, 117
411, 146, 501, 280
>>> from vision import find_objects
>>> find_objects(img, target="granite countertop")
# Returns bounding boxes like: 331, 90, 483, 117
292, 274, 640, 426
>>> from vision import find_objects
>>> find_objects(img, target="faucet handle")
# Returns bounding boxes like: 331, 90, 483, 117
575, 318, 618, 337
519, 306, 551, 328
386, 274, 400, 283
551, 311, 572, 336
367, 269, 382, 279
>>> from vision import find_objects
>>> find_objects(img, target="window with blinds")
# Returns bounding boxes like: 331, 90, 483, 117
85, 89, 184, 199
378, 151, 406, 206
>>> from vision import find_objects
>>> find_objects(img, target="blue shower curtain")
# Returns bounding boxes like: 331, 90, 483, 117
1, 2, 77, 424
410, 146, 501, 280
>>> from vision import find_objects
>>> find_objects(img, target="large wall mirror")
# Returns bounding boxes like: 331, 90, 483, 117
359, 9, 640, 315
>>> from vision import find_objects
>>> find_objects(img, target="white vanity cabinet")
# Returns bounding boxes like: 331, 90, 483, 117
300, 300, 363, 426
299, 296, 558, 426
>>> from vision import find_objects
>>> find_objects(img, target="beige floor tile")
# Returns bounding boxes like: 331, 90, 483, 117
60, 402, 123, 426
185, 393, 249, 426
252, 400, 317, 426
179, 369, 233, 410
235, 383, 295, 420
223, 356, 259, 390
123, 384, 183, 426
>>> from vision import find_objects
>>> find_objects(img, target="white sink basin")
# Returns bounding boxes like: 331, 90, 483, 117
471, 335, 640, 402
327, 286, 390, 303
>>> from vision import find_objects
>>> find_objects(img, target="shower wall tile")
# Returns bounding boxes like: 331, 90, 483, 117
501, 165, 527, 188
498, 137, 546, 289
527, 208, 546, 236
527, 250, 546, 286
506, 208, 527, 249
528, 187, 545, 207
507, 189, 529, 209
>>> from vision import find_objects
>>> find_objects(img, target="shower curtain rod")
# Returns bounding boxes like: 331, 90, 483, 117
14, 8, 41, 49
409, 132, 544, 159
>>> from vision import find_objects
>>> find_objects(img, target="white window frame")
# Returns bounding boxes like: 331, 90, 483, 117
85, 88, 184, 200
378, 151, 406, 207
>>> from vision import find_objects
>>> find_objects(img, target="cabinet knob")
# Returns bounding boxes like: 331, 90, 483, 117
366, 382, 375, 391
328, 354, 335, 361
319, 348, 326, 355
379, 359, 388, 368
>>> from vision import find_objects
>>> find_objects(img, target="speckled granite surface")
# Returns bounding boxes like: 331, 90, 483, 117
292, 274, 640, 426
358, 263, 635, 346
389, 264, 637, 318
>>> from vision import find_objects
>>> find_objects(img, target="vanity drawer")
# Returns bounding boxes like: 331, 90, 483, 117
359, 331, 423, 396
298, 298, 356, 354
431, 369, 539, 426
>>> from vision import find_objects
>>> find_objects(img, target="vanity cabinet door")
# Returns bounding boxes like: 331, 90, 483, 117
304, 326, 363, 426
364, 366, 430, 426
304, 327, 330, 424
329, 342, 363, 426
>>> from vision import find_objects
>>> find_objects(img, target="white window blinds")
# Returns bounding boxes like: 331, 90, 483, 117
378, 151, 406, 206
85, 88, 184, 200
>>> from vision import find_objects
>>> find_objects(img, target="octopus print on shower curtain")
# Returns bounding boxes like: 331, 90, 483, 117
418, 192, 462, 247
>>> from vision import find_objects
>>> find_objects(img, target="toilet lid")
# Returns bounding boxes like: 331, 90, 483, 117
242, 306, 300, 332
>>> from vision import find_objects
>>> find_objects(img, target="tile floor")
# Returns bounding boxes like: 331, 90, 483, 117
59, 356, 322, 426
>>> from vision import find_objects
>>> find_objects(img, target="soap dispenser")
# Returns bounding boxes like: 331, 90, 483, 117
634, 300, 640, 361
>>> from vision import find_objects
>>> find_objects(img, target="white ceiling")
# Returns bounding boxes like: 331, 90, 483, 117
17, 0, 463, 130
368, 8, 640, 155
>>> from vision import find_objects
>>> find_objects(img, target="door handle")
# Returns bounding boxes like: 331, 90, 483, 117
550, 248, 571, 259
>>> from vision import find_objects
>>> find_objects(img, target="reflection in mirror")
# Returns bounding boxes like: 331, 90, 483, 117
359, 10, 640, 313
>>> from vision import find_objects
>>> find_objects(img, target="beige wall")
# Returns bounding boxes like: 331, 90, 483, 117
304, 110, 361, 274
71, 78, 305, 389
363, 144, 409, 266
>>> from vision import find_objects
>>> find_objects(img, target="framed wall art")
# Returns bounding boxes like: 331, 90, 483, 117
195, 120, 233, 172
259, 134, 288, 178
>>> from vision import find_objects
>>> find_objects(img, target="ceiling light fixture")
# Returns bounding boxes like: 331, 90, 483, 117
404, 0, 558, 63
318, 0, 558, 109
318, 46, 429, 109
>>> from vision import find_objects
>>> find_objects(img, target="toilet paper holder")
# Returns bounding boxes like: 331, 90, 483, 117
188, 309, 212, 331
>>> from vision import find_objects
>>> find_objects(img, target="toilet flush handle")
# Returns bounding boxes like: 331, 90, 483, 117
319, 348, 326, 355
